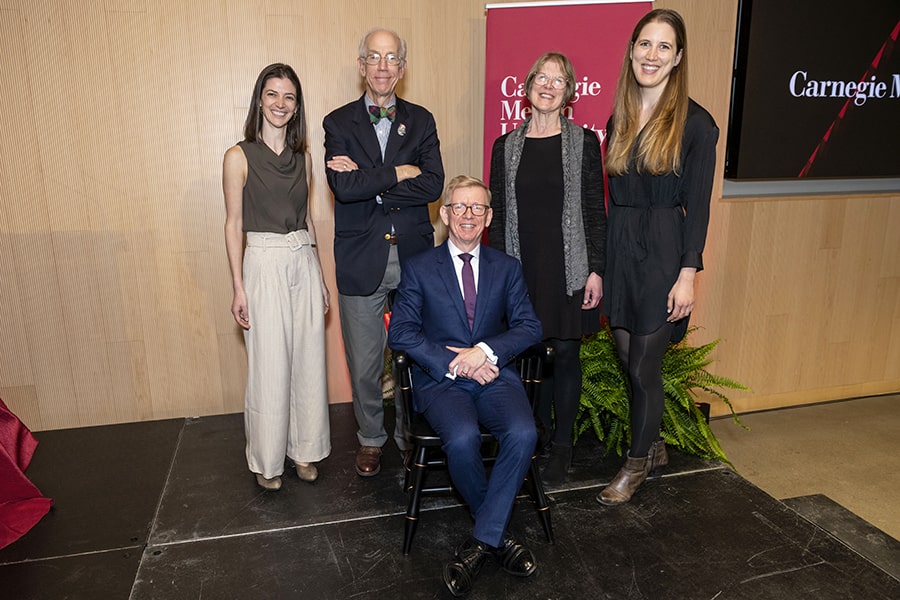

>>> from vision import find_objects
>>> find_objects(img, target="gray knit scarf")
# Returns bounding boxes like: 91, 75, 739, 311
503, 116, 589, 296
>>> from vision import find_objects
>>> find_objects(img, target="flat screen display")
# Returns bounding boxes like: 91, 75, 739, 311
726, 0, 900, 180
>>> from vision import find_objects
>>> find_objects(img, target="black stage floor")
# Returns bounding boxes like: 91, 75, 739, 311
1, 403, 898, 599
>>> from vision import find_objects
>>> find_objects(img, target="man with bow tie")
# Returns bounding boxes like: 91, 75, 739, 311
324, 27, 444, 478
388, 175, 542, 597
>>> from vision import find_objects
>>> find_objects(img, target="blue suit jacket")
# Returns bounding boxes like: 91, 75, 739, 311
323, 95, 445, 296
387, 242, 542, 412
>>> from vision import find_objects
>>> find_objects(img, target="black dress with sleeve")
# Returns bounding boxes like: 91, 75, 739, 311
603, 99, 719, 343
489, 128, 606, 340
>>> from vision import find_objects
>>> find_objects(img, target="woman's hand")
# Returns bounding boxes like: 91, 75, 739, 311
232, 287, 250, 329
666, 268, 697, 322
582, 272, 603, 309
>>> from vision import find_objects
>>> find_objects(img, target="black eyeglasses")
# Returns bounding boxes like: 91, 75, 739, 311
445, 203, 489, 216
362, 53, 402, 66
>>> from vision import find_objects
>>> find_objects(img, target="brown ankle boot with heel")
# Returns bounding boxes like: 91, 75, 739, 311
596, 453, 650, 506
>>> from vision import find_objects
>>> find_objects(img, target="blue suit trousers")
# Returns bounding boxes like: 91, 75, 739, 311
422, 375, 537, 548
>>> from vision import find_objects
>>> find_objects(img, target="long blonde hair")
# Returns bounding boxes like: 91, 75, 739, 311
606, 9, 689, 176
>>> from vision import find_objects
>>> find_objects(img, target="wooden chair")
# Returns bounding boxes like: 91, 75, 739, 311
392, 344, 555, 554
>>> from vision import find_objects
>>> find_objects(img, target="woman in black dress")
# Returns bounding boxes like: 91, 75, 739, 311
597, 9, 719, 505
489, 52, 606, 486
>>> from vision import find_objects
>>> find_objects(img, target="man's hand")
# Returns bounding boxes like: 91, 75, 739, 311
469, 363, 499, 386
447, 345, 487, 378
326, 155, 358, 172
395, 164, 421, 182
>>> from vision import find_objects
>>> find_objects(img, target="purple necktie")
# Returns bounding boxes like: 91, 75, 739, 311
460, 253, 476, 329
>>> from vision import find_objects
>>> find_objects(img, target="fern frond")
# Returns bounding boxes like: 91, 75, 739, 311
576, 326, 749, 461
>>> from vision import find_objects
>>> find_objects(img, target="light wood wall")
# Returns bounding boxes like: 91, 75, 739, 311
0, 0, 897, 430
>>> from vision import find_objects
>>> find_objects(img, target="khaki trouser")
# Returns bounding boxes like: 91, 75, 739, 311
243, 230, 331, 478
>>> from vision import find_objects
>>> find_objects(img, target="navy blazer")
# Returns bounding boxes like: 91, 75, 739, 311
323, 95, 445, 296
387, 242, 542, 413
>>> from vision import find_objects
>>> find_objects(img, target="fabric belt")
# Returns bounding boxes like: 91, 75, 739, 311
246, 230, 313, 251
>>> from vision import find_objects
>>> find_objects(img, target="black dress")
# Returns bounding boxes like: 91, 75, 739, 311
489, 130, 606, 340
604, 100, 719, 342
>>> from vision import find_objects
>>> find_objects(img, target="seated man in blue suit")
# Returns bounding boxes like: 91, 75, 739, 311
388, 175, 542, 597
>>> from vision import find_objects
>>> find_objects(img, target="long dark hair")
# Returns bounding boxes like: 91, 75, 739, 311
242, 63, 307, 153
606, 9, 689, 176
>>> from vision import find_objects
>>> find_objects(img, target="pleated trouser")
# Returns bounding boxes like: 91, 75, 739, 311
243, 231, 331, 478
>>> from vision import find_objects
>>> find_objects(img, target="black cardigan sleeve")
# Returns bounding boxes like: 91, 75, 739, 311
487, 134, 507, 251
582, 129, 607, 277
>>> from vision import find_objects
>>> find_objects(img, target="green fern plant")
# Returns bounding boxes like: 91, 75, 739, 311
575, 326, 747, 463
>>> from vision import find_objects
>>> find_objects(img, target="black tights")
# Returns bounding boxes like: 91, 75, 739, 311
537, 338, 582, 447
612, 324, 674, 458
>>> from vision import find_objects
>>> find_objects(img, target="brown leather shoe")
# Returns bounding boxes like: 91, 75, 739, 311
356, 445, 382, 477
596, 454, 650, 506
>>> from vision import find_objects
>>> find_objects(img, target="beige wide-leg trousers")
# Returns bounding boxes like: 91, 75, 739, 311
243, 231, 331, 478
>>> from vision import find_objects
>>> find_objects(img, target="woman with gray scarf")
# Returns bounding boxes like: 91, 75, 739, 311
488, 52, 606, 487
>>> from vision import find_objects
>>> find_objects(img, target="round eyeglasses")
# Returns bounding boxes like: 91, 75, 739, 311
534, 73, 567, 89
445, 203, 489, 217
362, 52, 402, 66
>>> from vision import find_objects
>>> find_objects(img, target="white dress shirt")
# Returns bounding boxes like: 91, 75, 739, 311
445, 240, 498, 379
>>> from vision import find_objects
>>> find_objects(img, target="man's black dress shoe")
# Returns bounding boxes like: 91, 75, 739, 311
443, 536, 490, 597
491, 533, 537, 577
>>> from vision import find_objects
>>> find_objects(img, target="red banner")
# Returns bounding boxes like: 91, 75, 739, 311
483, 0, 651, 180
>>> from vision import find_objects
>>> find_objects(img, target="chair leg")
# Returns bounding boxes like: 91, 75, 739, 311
403, 445, 428, 554
403, 450, 412, 491
528, 456, 554, 544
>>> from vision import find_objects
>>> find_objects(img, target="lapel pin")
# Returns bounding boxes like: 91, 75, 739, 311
398, 123, 407, 137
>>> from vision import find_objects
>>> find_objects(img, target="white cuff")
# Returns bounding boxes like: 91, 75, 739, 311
476, 342, 498, 365
445, 364, 459, 380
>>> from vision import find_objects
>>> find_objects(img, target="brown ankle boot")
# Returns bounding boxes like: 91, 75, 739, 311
596, 454, 650, 506
648, 439, 669, 474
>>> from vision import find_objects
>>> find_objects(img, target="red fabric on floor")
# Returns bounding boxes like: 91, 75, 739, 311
0, 398, 52, 550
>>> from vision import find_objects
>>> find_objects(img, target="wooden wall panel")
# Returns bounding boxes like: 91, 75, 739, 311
0, 0, 897, 430
0, 6, 32, 407
0, 233, 31, 390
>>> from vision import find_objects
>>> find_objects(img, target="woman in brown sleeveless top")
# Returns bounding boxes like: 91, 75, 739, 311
223, 64, 331, 491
